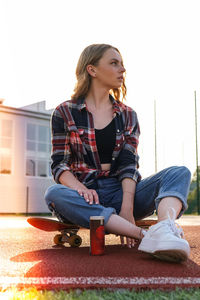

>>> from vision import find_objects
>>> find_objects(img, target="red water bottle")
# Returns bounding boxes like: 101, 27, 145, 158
90, 216, 105, 255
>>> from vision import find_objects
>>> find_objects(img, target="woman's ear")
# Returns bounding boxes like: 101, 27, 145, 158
86, 65, 96, 78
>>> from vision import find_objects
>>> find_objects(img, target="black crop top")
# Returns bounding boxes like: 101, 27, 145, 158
95, 118, 116, 164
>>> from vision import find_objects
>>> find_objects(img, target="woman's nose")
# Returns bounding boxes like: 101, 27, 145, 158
120, 65, 126, 73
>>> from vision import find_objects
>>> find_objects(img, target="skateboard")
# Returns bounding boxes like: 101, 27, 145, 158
27, 217, 82, 247
27, 217, 157, 247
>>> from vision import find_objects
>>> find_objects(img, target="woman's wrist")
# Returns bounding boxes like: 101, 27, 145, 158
59, 170, 86, 191
73, 183, 87, 191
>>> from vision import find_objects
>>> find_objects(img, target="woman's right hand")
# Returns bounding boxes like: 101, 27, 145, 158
59, 171, 99, 205
77, 188, 99, 205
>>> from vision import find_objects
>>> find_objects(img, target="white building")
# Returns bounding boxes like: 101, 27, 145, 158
0, 100, 55, 213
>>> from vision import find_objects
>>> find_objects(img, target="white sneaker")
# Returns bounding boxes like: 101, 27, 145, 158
138, 208, 190, 263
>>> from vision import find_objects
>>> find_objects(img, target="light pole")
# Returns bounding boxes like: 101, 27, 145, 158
194, 91, 200, 214
154, 100, 157, 173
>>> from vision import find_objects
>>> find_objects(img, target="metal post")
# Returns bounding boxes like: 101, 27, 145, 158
154, 100, 157, 173
194, 91, 200, 214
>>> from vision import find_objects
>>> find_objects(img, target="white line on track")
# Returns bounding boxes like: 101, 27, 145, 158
1, 276, 200, 288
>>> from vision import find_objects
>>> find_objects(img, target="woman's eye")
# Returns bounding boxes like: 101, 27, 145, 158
111, 61, 117, 65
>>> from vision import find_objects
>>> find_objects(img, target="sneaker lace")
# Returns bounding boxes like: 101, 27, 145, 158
167, 207, 184, 238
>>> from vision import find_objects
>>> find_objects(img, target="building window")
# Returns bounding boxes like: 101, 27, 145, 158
26, 123, 51, 177
0, 119, 13, 174
26, 159, 36, 176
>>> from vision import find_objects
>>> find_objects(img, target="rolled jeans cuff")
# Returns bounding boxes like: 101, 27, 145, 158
100, 207, 117, 225
155, 191, 188, 219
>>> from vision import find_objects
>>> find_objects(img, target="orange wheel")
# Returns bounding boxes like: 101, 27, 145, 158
54, 234, 64, 245
68, 235, 82, 247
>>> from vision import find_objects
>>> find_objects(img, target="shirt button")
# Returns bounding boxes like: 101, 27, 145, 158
112, 157, 115, 161
117, 129, 120, 132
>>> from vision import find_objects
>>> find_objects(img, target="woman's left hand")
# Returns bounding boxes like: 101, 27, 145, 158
119, 210, 137, 248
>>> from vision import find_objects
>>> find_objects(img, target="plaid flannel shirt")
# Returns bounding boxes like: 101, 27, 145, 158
51, 95, 141, 187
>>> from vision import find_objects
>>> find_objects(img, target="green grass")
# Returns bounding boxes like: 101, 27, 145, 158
1, 288, 200, 300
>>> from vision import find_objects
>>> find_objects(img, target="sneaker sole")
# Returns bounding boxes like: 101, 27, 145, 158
138, 239, 190, 263
152, 249, 188, 263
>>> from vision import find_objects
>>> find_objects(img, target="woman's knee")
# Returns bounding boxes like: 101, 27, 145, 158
45, 184, 61, 202
166, 166, 191, 182
44, 184, 76, 205
179, 166, 191, 180
173, 166, 191, 182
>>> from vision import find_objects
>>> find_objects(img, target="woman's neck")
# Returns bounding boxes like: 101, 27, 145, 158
85, 87, 111, 110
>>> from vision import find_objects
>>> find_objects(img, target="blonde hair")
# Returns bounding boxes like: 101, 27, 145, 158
71, 44, 126, 102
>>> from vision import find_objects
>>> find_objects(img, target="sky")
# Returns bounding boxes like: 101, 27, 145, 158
0, 0, 200, 178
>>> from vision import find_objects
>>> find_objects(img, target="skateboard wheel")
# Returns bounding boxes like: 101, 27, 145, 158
68, 235, 82, 247
54, 234, 64, 245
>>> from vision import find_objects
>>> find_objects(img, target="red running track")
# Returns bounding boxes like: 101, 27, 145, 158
0, 220, 200, 290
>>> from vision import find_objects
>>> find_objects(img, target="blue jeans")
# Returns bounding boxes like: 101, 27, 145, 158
44, 166, 191, 229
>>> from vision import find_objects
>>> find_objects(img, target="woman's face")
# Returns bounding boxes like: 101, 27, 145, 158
92, 48, 126, 89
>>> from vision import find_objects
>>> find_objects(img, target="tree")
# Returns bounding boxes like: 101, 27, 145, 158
186, 167, 200, 214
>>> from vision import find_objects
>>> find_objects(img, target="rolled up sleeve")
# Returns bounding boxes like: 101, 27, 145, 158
51, 108, 72, 183
117, 109, 141, 183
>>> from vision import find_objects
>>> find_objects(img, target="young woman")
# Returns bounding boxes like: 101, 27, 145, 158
45, 44, 191, 262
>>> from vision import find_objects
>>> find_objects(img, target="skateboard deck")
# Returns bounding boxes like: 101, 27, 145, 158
136, 219, 157, 228
27, 217, 157, 247
27, 217, 82, 247
27, 217, 80, 232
